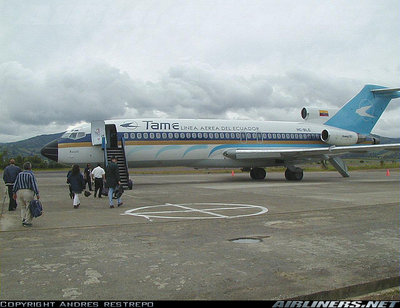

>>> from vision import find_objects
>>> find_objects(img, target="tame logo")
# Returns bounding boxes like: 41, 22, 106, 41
356, 99, 375, 119
356, 105, 375, 118
120, 121, 140, 129
143, 120, 180, 130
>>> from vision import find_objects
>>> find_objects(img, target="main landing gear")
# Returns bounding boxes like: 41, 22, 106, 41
284, 167, 303, 181
248, 167, 304, 181
249, 167, 266, 180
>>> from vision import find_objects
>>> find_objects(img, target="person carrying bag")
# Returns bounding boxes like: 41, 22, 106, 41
12, 162, 40, 227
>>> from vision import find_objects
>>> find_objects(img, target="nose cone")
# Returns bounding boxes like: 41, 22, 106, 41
41, 139, 59, 162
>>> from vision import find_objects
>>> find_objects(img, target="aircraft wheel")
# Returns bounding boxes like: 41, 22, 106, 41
250, 168, 266, 180
285, 168, 303, 181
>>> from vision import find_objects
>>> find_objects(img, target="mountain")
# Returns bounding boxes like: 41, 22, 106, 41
0, 132, 64, 157
377, 136, 400, 144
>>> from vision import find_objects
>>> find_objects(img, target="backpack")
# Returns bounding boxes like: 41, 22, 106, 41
29, 199, 43, 218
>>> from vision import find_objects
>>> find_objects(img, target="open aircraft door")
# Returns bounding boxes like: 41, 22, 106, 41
91, 120, 106, 146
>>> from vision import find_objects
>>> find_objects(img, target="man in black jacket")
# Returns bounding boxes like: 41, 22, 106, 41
3, 158, 21, 211
105, 156, 123, 208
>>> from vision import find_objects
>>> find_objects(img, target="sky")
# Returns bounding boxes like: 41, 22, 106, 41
0, 0, 399, 142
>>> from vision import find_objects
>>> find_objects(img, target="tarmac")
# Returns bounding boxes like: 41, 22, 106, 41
0, 169, 399, 300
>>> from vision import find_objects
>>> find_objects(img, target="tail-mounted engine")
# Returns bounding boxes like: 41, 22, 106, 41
301, 107, 339, 123
321, 128, 380, 146
321, 128, 359, 146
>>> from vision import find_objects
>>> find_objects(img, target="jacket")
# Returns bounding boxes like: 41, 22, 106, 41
13, 170, 39, 195
3, 164, 22, 184
67, 173, 85, 193
105, 162, 120, 188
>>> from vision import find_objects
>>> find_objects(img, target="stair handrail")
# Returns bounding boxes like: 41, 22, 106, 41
102, 136, 109, 167
120, 136, 129, 183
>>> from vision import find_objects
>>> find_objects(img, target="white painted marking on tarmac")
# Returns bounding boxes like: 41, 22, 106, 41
123, 203, 268, 221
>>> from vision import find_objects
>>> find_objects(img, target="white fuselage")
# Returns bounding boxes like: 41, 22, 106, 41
57, 118, 328, 168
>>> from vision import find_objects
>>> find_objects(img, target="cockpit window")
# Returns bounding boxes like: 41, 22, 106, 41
62, 131, 86, 140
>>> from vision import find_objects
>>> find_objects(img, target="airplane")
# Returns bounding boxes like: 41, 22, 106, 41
41, 84, 400, 186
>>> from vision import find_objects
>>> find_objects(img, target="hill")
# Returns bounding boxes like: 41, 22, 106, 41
342, 135, 400, 160
0, 132, 64, 157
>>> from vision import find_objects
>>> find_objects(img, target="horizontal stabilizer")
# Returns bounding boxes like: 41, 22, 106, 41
371, 87, 400, 96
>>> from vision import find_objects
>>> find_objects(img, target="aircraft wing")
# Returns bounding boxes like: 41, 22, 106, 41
223, 143, 400, 160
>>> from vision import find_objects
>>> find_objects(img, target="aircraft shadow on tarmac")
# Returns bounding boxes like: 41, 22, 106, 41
134, 172, 345, 187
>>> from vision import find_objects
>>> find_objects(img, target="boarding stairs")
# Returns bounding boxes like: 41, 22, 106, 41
103, 138, 130, 189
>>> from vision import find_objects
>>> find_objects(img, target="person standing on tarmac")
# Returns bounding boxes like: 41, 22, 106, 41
67, 164, 85, 209
91, 163, 105, 198
105, 156, 123, 208
84, 163, 93, 191
3, 158, 21, 211
12, 162, 39, 227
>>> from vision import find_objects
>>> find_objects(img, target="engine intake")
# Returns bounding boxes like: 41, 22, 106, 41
321, 128, 358, 146
301, 107, 339, 123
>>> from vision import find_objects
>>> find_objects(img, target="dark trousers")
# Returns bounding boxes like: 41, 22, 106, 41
7, 185, 17, 210
85, 178, 92, 191
94, 178, 103, 197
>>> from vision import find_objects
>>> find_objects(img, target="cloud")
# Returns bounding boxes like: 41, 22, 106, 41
1, 59, 399, 143
0, 1, 399, 141
130, 65, 274, 118
0, 61, 133, 135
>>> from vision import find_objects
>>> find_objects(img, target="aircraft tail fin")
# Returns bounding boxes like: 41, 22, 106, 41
324, 85, 400, 134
